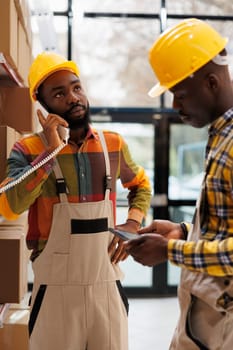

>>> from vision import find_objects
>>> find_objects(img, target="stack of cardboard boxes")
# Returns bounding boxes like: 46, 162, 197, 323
0, 0, 36, 181
0, 1, 35, 349
0, 212, 30, 350
0, 304, 30, 350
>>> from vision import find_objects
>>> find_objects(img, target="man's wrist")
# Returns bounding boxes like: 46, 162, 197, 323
126, 219, 141, 229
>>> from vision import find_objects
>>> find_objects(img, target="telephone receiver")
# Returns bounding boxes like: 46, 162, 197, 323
57, 125, 70, 144
36, 102, 70, 144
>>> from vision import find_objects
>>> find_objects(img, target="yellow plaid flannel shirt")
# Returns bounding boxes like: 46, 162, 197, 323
168, 107, 233, 276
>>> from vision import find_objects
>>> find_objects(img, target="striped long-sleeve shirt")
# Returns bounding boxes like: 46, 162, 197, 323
0, 125, 151, 260
168, 107, 233, 276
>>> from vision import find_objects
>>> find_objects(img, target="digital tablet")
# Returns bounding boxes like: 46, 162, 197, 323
109, 227, 140, 241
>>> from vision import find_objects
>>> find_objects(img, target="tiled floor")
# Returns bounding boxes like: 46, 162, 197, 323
128, 297, 179, 350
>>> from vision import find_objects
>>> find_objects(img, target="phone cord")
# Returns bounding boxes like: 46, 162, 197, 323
0, 142, 66, 193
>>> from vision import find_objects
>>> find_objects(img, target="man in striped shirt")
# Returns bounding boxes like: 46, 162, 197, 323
125, 19, 233, 349
0, 52, 151, 350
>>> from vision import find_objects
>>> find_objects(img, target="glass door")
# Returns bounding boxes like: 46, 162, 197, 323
92, 121, 155, 291
154, 113, 208, 294
93, 110, 208, 296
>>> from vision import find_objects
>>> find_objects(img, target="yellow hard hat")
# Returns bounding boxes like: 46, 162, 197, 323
148, 18, 228, 98
28, 51, 80, 101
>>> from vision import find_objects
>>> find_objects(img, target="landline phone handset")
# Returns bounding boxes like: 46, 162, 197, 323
0, 107, 70, 193
57, 125, 70, 144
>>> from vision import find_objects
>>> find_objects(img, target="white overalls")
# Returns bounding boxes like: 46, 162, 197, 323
170, 135, 233, 350
29, 131, 128, 350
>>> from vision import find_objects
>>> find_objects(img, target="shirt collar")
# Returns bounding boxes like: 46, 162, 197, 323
208, 107, 233, 137
86, 124, 98, 140
68, 124, 98, 147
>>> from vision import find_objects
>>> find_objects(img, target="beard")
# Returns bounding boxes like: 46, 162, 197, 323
38, 97, 91, 131
38, 94, 90, 130
63, 103, 90, 130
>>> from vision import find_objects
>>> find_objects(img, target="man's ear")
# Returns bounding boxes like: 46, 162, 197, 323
206, 73, 219, 92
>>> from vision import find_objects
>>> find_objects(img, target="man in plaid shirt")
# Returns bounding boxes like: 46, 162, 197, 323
125, 18, 233, 349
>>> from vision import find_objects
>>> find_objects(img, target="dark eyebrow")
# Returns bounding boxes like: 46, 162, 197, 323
71, 77, 81, 85
51, 86, 65, 93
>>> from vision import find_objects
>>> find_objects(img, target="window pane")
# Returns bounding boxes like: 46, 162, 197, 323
167, 262, 181, 286
53, 16, 69, 57
80, 0, 161, 13
29, 0, 68, 13
73, 13, 161, 107
168, 263, 180, 286
49, 0, 68, 12
31, 13, 68, 57
169, 124, 208, 200
93, 122, 154, 287
170, 205, 196, 223
117, 206, 153, 287
167, 0, 233, 16
121, 256, 153, 287
93, 122, 154, 185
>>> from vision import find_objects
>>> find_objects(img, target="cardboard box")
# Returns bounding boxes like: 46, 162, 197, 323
0, 87, 34, 132
0, 307, 29, 350
14, 0, 33, 47
17, 19, 32, 86
0, 0, 18, 69
0, 125, 21, 182
0, 211, 30, 299
0, 53, 24, 87
0, 231, 27, 303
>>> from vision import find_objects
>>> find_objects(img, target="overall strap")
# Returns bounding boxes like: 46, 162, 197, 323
97, 130, 112, 201
52, 161, 69, 203
39, 132, 69, 203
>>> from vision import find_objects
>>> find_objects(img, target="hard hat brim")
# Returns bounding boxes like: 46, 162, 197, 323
148, 83, 167, 98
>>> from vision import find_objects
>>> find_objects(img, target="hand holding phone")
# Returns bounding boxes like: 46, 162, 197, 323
0, 107, 70, 193
37, 109, 69, 147
109, 227, 140, 241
